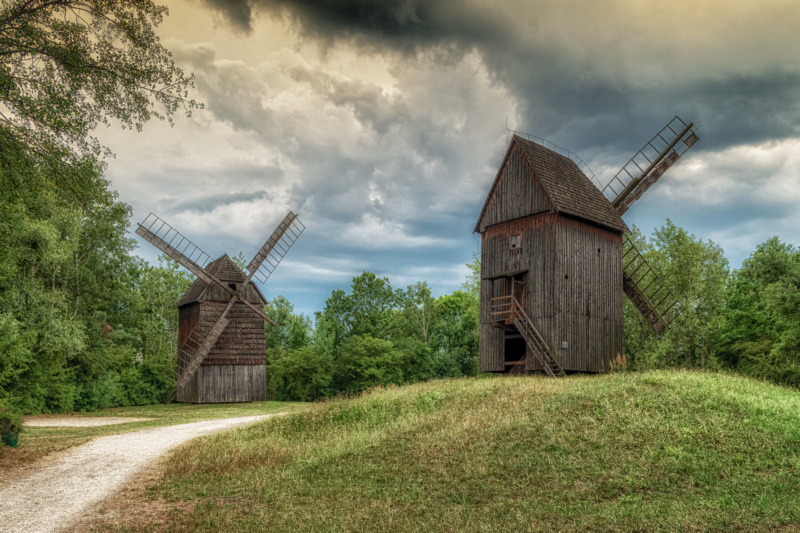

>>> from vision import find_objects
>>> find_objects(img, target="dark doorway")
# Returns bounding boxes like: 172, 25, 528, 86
504, 327, 527, 363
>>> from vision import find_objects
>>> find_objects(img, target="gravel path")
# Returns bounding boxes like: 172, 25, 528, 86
0, 414, 281, 533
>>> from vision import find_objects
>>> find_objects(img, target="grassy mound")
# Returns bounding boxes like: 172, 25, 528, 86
147, 372, 800, 531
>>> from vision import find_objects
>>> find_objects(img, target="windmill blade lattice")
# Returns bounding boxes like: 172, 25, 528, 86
246, 212, 305, 284
136, 213, 213, 282
622, 234, 679, 332
601, 116, 699, 215
137, 213, 275, 325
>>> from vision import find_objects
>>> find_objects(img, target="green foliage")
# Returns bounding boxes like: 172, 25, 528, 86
267, 347, 331, 402
0, 0, 199, 196
432, 290, 479, 377
462, 251, 481, 299
332, 335, 405, 394
720, 237, 800, 387
264, 296, 312, 351
624, 220, 729, 371
307, 271, 480, 398
0, 397, 23, 439
0, 157, 190, 412
318, 272, 404, 344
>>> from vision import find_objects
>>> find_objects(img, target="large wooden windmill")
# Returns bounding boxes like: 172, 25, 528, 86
475, 116, 699, 376
136, 211, 304, 402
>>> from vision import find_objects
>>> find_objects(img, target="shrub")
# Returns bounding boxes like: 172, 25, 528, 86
0, 398, 22, 445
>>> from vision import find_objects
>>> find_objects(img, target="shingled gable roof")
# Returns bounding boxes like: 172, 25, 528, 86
176, 254, 267, 308
474, 135, 627, 234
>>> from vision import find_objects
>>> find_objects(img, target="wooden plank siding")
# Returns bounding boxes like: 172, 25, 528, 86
199, 282, 265, 307
550, 217, 622, 372
479, 213, 557, 372
479, 145, 552, 232
479, 213, 622, 373
178, 365, 266, 403
177, 302, 200, 377
478, 208, 623, 373
198, 301, 266, 365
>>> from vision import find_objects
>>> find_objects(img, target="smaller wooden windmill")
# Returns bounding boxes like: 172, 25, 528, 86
136, 211, 304, 402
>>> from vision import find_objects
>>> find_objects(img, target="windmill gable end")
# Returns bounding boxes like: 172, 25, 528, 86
177, 255, 267, 308
476, 144, 553, 232
474, 136, 627, 235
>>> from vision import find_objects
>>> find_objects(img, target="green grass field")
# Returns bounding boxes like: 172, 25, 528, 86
113, 371, 800, 532
0, 401, 305, 477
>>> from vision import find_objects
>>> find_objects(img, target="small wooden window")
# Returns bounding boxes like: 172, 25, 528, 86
228, 283, 237, 292
510, 234, 522, 250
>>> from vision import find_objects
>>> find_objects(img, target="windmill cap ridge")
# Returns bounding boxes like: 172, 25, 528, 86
512, 136, 627, 233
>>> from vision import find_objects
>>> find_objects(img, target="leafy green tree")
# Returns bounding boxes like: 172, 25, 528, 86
463, 252, 481, 299
316, 271, 404, 346
624, 220, 729, 370
0, 0, 199, 196
264, 295, 312, 350
399, 281, 437, 346
0, 154, 192, 410
395, 282, 437, 382
267, 346, 331, 401
720, 237, 800, 386
332, 335, 404, 394
431, 290, 479, 377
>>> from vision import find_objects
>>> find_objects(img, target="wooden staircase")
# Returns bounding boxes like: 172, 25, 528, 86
622, 234, 679, 332
490, 296, 565, 377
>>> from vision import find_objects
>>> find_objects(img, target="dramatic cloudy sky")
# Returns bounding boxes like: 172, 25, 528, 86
97, 0, 800, 316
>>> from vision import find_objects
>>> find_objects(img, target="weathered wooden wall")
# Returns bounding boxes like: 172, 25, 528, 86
478, 145, 551, 233
200, 283, 265, 307
199, 301, 266, 365
478, 213, 622, 373
479, 212, 555, 372
177, 365, 266, 403
176, 279, 267, 402
550, 217, 623, 372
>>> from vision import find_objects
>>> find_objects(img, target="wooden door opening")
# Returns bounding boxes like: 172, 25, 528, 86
502, 273, 528, 369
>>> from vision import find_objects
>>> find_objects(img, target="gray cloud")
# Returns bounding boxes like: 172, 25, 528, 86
164, 189, 274, 215
118, 1, 800, 314
201, 0, 800, 160
197, 0, 254, 32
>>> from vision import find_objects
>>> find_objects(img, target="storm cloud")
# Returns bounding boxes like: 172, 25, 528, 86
100, 0, 800, 315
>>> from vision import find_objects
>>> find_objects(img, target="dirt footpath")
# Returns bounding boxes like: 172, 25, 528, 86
0, 414, 280, 533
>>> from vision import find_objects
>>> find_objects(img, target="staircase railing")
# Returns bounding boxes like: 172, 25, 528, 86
510, 298, 566, 378
490, 295, 565, 377
490, 295, 514, 323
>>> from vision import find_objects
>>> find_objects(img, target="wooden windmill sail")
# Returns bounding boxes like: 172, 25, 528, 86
474, 116, 699, 376
602, 116, 699, 332
136, 211, 304, 401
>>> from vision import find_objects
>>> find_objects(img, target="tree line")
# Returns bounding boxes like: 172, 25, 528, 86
5, 171, 800, 412
2, 1, 800, 417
